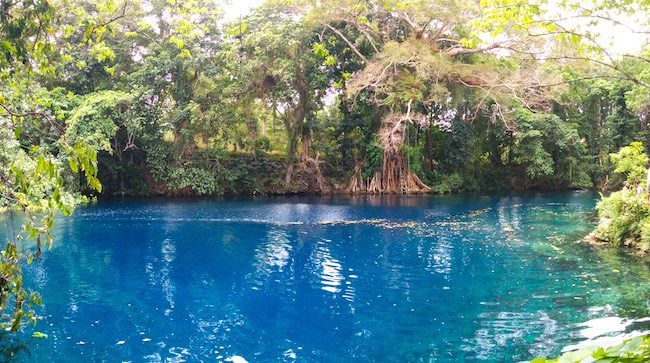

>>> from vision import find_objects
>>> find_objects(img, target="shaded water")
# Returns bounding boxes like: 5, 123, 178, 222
2, 192, 649, 361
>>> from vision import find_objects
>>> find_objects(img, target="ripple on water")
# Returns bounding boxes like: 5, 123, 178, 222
7, 192, 648, 362
312, 239, 345, 294
463, 311, 559, 359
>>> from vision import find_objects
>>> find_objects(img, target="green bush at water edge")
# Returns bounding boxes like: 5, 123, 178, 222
533, 335, 650, 362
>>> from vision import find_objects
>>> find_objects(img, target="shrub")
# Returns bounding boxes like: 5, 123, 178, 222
430, 173, 464, 194
253, 136, 271, 152
594, 191, 650, 247
610, 141, 648, 186
533, 334, 650, 362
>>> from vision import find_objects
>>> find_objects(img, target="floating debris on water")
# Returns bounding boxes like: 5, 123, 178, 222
317, 219, 424, 230
465, 208, 492, 218
32, 332, 48, 339
317, 219, 387, 226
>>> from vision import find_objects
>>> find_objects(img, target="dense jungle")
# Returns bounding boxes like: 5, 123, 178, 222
1, 0, 650, 360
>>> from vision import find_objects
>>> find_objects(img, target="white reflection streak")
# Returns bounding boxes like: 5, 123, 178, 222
317, 206, 349, 224
465, 311, 557, 359
563, 316, 650, 352
433, 239, 453, 275
311, 240, 345, 294
253, 228, 292, 276
161, 238, 176, 313
267, 203, 349, 224
321, 258, 343, 293
342, 281, 356, 303
420, 236, 453, 275
497, 198, 521, 232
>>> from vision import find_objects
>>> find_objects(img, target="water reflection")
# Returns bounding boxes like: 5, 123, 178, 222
161, 238, 176, 314
312, 239, 344, 294
563, 315, 650, 352
8, 192, 649, 362
497, 197, 522, 235
257, 229, 292, 272
465, 311, 558, 359
144, 238, 177, 315
267, 203, 350, 224
421, 236, 453, 275
248, 228, 294, 293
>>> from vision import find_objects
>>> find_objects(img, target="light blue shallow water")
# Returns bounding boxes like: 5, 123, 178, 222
1, 192, 649, 361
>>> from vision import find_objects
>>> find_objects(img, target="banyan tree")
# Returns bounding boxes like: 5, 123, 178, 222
304, 0, 563, 194
347, 105, 433, 194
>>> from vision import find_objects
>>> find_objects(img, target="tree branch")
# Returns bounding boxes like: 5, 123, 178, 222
445, 42, 503, 56
323, 23, 368, 63
0, 103, 65, 134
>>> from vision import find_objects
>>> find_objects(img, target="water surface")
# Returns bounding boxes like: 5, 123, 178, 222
3, 192, 650, 361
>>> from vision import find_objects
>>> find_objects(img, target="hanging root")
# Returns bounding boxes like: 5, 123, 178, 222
346, 163, 365, 193
287, 152, 329, 193
347, 110, 431, 194
407, 172, 431, 192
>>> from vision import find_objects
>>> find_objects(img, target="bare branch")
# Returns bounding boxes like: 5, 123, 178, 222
84, 0, 130, 45
445, 42, 503, 56
323, 23, 368, 62
0, 103, 64, 134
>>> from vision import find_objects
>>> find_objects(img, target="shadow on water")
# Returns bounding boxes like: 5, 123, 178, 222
529, 223, 650, 318
96, 189, 599, 208
0, 333, 30, 362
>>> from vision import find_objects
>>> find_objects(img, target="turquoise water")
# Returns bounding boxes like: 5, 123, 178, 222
2, 192, 649, 361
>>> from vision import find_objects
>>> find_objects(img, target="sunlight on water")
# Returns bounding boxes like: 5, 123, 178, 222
563, 316, 650, 352
0, 192, 647, 361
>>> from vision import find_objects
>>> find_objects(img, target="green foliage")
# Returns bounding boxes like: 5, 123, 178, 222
514, 126, 554, 179
0, 0, 107, 333
65, 91, 132, 153
594, 191, 650, 249
253, 136, 272, 152
512, 109, 592, 188
0, 110, 102, 332
639, 218, 650, 252
592, 144, 650, 251
610, 142, 648, 186
0, 0, 56, 71
594, 142, 650, 252
146, 143, 286, 196
533, 335, 650, 363
622, 47, 650, 115
32, 331, 48, 339
430, 173, 464, 194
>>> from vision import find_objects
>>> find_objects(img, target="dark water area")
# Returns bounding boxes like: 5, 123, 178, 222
1, 191, 649, 361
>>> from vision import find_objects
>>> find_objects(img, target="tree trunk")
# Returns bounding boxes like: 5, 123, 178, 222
284, 67, 310, 185
646, 165, 650, 196
348, 109, 431, 194
426, 125, 433, 172
300, 125, 311, 162
285, 164, 294, 185
260, 114, 267, 137
284, 123, 300, 185
373, 149, 430, 194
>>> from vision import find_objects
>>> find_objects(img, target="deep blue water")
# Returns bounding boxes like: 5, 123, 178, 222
1, 192, 649, 362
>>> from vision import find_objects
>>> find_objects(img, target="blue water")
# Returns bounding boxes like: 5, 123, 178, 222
2, 192, 649, 361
